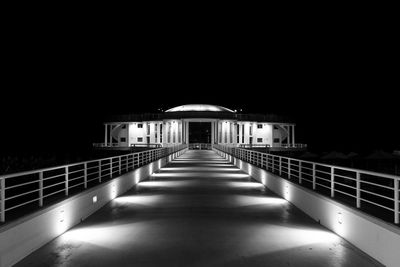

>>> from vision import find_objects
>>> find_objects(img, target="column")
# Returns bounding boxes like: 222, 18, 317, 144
292, 125, 295, 146
104, 124, 108, 146
109, 125, 113, 146
182, 120, 185, 144
211, 121, 214, 147
185, 121, 189, 145
287, 125, 290, 146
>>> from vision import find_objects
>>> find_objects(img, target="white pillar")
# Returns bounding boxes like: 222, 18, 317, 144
287, 125, 290, 145
104, 124, 108, 146
186, 121, 189, 144
292, 125, 295, 146
182, 120, 185, 144
109, 125, 113, 146
211, 121, 214, 147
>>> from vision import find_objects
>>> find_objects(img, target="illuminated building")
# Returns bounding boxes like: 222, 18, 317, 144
98, 104, 305, 150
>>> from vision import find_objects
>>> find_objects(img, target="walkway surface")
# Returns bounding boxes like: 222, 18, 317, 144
16, 150, 382, 267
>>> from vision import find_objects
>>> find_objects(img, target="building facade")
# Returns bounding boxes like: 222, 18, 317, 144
98, 104, 305, 150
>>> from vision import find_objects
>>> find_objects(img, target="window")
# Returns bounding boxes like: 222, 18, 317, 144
138, 124, 143, 128
274, 138, 280, 143
257, 124, 263, 129
160, 124, 163, 143
273, 125, 279, 130
137, 137, 143, 142
147, 123, 150, 135
242, 125, 244, 143
237, 135, 240, 143
121, 124, 126, 129
230, 125, 233, 143
155, 124, 158, 142
257, 138, 263, 143
249, 125, 253, 135
236, 124, 239, 133
120, 137, 126, 142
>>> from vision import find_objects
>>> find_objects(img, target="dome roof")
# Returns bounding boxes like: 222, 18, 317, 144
165, 104, 234, 113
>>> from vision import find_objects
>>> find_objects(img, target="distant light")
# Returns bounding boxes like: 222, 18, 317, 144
111, 183, 117, 199
60, 210, 65, 223
93, 196, 97, 203
338, 211, 343, 224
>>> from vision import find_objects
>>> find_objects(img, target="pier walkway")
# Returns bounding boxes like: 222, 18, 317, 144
16, 150, 381, 266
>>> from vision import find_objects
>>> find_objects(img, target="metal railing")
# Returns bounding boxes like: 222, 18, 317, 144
214, 145, 400, 224
0, 144, 187, 223
93, 143, 162, 148
238, 143, 307, 149
188, 143, 212, 150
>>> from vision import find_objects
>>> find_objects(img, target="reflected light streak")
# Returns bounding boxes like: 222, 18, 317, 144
137, 180, 264, 190
61, 223, 144, 248
114, 195, 163, 206
235, 195, 287, 206
151, 172, 249, 178
160, 167, 241, 172
241, 225, 341, 256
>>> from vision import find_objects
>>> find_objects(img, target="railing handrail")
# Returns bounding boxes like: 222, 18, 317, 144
0, 144, 187, 222
235, 146, 398, 180
214, 144, 400, 224
0, 146, 169, 180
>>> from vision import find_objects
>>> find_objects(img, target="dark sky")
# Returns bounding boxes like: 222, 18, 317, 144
1, 15, 398, 156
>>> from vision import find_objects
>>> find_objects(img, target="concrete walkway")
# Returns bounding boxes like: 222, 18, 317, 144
16, 150, 382, 267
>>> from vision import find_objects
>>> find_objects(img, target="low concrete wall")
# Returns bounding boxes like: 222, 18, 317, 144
216, 150, 400, 267
0, 149, 185, 267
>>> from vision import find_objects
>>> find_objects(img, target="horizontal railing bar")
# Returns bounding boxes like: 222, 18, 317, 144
43, 188, 66, 198
5, 180, 39, 190
334, 189, 356, 198
359, 189, 394, 201
6, 189, 40, 200
5, 198, 40, 212
360, 180, 394, 190
360, 198, 394, 211
43, 181, 66, 189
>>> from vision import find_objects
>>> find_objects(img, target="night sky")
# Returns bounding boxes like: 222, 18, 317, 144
1, 17, 398, 156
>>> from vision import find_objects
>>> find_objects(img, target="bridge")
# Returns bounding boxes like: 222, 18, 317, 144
0, 145, 399, 266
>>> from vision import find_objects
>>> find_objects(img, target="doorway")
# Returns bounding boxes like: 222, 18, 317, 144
189, 122, 211, 149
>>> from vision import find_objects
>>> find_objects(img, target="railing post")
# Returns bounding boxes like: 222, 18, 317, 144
312, 163, 316, 190
84, 163, 87, 189
299, 161, 302, 184
119, 157, 122, 175
331, 167, 335, 197
356, 172, 360, 208
110, 158, 112, 178
39, 172, 43, 207
1, 178, 5, 222
65, 166, 69, 196
271, 155, 274, 172
279, 157, 282, 176
395, 178, 399, 224
99, 161, 102, 183
288, 159, 291, 179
